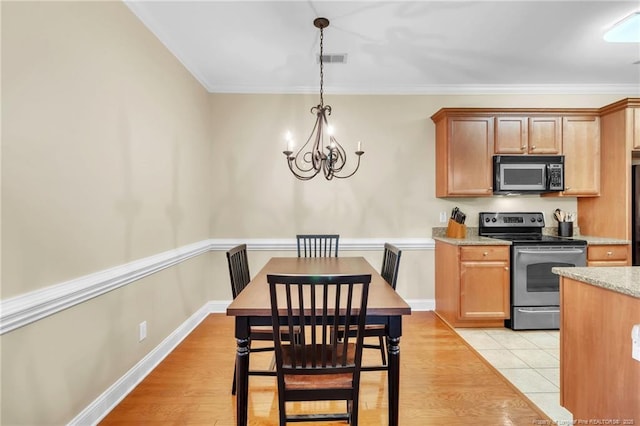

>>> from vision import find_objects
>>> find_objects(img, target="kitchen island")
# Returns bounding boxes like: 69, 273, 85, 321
553, 266, 639, 423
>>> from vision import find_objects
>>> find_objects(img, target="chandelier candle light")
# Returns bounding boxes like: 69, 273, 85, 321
282, 17, 364, 180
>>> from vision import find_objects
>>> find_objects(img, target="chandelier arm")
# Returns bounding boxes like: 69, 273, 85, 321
290, 109, 323, 173
331, 152, 364, 179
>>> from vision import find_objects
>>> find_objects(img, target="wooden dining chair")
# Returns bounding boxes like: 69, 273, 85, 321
337, 243, 402, 370
296, 234, 339, 257
227, 244, 278, 395
364, 243, 402, 367
267, 273, 371, 425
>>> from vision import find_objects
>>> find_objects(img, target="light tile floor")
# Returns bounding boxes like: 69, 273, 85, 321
455, 327, 574, 424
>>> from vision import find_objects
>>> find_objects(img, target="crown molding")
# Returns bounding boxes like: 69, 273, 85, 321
207, 83, 640, 96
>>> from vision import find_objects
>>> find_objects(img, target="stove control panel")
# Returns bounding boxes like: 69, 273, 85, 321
479, 212, 545, 228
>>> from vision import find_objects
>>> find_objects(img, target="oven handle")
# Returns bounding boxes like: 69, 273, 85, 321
517, 308, 560, 314
516, 249, 585, 255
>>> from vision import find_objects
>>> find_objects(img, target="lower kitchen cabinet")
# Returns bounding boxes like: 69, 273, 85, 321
587, 243, 630, 266
435, 241, 510, 327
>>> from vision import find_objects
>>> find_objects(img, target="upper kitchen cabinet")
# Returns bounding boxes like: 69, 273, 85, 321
551, 115, 600, 197
578, 98, 640, 240
528, 116, 562, 154
495, 116, 528, 154
432, 110, 494, 197
495, 115, 562, 154
432, 107, 598, 198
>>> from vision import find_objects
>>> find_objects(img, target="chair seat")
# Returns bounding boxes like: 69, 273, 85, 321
282, 343, 356, 390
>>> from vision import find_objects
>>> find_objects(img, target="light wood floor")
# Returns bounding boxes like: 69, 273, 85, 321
100, 311, 550, 425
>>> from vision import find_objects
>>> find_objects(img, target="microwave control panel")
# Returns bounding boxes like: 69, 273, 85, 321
548, 164, 564, 190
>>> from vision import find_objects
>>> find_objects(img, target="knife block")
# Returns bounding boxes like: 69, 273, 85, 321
446, 218, 467, 239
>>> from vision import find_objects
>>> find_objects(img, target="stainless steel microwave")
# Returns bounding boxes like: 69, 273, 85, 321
493, 155, 564, 194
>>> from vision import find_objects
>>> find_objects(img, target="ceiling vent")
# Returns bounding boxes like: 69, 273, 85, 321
318, 54, 348, 64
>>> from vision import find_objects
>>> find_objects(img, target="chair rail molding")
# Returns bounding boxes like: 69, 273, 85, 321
0, 237, 435, 334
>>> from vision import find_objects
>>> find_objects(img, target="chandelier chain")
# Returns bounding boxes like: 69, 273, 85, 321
319, 26, 324, 107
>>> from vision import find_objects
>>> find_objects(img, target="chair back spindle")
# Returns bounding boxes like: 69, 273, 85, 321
296, 234, 339, 257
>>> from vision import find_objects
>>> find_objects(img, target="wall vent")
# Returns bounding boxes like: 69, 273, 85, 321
318, 54, 348, 64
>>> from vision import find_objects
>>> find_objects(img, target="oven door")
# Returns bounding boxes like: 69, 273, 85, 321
512, 245, 586, 306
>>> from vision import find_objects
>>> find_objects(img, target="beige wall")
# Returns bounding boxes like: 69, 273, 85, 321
0, 1, 633, 424
207, 92, 625, 302
1, 2, 212, 424
209, 92, 623, 238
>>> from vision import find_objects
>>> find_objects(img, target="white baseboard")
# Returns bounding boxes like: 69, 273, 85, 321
69, 302, 216, 426
405, 299, 436, 311
70, 298, 434, 425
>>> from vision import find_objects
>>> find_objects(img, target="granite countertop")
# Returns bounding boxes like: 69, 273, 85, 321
432, 227, 630, 246
432, 234, 512, 246
574, 235, 631, 245
432, 227, 512, 246
552, 266, 640, 298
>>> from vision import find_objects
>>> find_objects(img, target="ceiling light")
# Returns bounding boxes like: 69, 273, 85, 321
604, 11, 640, 42
282, 18, 364, 181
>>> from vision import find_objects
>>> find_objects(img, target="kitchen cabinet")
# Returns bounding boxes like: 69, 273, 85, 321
528, 116, 562, 154
558, 115, 600, 196
433, 112, 494, 197
495, 115, 562, 154
495, 116, 528, 154
435, 241, 510, 327
578, 98, 640, 240
587, 244, 630, 266
432, 107, 600, 198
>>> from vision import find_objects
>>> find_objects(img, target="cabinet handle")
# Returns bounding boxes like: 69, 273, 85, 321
483, 252, 488, 256
521, 146, 526, 150
504, 267, 509, 271
531, 145, 536, 149
607, 251, 613, 256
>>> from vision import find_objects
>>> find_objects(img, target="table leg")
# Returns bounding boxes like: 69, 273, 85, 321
387, 316, 402, 426
235, 317, 250, 426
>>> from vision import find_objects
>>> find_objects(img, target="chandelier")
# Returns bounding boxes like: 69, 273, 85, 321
282, 17, 364, 181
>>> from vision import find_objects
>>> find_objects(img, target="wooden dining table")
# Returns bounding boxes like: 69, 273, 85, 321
226, 256, 412, 426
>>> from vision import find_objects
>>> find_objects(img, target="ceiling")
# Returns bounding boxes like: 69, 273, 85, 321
125, 1, 640, 95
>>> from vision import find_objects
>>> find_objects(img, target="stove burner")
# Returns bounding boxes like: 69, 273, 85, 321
479, 211, 586, 246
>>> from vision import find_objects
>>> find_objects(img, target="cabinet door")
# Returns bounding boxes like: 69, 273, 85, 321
561, 116, 600, 196
447, 117, 494, 196
459, 260, 510, 319
495, 117, 528, 154
529, 116, 562, 154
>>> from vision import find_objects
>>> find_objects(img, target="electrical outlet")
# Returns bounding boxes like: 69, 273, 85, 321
139, 321, 147, 342
439, 211, 448, 223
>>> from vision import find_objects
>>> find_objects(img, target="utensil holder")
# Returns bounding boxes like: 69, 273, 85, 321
558, 221, 573, 237
446, 218, 467, 239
